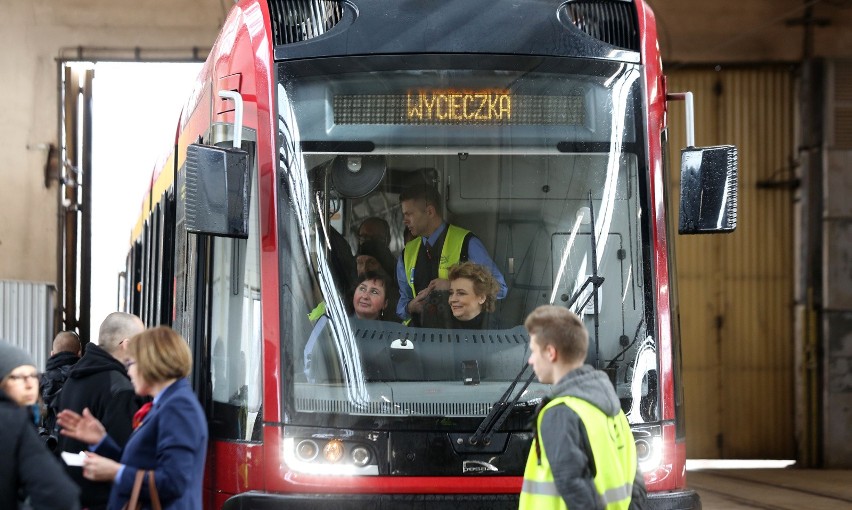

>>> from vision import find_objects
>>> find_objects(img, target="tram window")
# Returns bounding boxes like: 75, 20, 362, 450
335, 154, 640, 331
280, 65, 659, 423
208, 169, 262, 441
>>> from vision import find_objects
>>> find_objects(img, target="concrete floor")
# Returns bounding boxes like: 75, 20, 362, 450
686, 465, 852, 509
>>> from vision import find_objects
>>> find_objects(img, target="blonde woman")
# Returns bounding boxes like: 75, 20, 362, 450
447, 262, 500, 329
58, 327, 207, 509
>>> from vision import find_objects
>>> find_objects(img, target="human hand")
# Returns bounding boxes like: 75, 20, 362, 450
82, 452, 121, 482
428, 278, 450, 292
409, 289, 429, 314
57, 408, 107, 445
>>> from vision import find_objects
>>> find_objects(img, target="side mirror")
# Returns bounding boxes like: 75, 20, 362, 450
182, 143, 251, 238
667, 91, 738, 235
678, 145, 738, 234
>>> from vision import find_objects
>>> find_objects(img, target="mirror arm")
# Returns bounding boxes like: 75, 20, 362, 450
218, 90, 244, 148
666, 92, 695, 147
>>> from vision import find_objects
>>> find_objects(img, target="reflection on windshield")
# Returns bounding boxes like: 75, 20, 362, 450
280, 95, 371, 405
277, 63, 657, 425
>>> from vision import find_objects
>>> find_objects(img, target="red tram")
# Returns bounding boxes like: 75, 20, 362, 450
124, 1, 737, 508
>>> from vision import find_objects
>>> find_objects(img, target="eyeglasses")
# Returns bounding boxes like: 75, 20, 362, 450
7, 373, 39, 383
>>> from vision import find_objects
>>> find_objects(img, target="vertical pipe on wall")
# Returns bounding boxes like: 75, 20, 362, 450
795, 58, 824, 468
55, 61, 65, 339
62, 66, 80, 336
80, 69, 94, 344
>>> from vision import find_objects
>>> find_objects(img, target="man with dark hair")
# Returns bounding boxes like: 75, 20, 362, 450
521, 305, 646, 510
356, 239, 396, 278
56, 312, 145, 510
327, 225, 358, 294
395, 184, 507, 326
40, 331, 82, 446
358, 216, 391, 248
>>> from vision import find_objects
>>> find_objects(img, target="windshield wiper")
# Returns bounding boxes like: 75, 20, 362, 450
562, 274, 605, 310
558, 192, 604, 362
468, 363, 537, 447
470, 194, 607, 446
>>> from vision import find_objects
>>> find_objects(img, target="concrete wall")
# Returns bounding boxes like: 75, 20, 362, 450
823, 144, 852, 468
0, 0, 221, 282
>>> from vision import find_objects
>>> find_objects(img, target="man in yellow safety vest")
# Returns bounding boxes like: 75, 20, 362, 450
395, 184, 506, 326
521, 305, 647, 510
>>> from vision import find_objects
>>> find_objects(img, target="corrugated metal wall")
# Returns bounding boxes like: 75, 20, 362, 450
667, 67, 796, 458
0, 280, 56, 371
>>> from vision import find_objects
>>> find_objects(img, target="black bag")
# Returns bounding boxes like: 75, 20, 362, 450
418, 290, 454, 329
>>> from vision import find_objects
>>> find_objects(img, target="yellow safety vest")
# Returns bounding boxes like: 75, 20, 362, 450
402, 224, 469, 298
519, 395, 637, 510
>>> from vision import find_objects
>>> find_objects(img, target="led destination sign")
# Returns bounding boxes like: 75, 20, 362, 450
333, 89, 585, 125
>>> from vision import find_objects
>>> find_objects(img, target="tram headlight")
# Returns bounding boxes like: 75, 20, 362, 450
295, 439, 319, 462
639, 436, 663, 473
351, 445, 371, 467
322, 439, 345, 463
282, 436, 379, 475
632, 425, 663, 473
635, 438, 650, 459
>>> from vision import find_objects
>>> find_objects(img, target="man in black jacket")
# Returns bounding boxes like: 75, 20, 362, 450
56, 312, 145, 510
40, 331, 82, 443
1, 384, 79, 509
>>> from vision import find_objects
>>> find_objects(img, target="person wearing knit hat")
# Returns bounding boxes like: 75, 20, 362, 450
0, 341, 40, 408
1, 340, 81, 509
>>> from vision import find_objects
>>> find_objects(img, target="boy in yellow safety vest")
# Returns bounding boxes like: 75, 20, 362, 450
520, 305, 647, 510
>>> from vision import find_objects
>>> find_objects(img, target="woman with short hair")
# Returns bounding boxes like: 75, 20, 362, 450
58, 327, 208, 510
352, 270, 397, 321
447, 262, 500, 329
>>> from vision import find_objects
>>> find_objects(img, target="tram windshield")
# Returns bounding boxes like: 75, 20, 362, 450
276, 57, 658, 429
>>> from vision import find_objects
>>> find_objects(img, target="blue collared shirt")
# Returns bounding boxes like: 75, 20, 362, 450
396, 223, 508, 320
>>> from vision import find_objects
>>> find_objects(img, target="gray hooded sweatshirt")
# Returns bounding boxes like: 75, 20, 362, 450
537, 365, 647, 509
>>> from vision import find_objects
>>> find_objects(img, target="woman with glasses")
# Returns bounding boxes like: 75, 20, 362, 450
57, 327, 208, 510
0, 341, 80, 509
0, 344, 40, 410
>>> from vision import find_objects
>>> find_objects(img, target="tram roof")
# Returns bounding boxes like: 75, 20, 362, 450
269, 0, 642, 64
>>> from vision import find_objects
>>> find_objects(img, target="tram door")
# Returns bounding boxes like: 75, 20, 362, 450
173, 130, 263, 440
